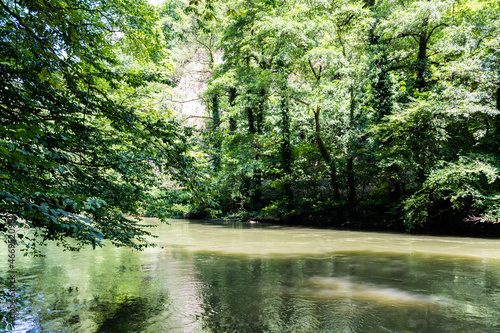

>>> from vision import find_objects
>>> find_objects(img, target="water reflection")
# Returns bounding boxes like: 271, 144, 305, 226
1, 220, 500, 332
191, 252, 500, 333
301, 277, 445, 305
92, 294, 169, 333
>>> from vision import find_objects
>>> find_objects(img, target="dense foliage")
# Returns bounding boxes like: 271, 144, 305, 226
165, 0, 500, 232
0, 0, 205, 252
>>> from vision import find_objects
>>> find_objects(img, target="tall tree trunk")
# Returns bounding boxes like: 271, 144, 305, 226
228, 87, 237, 134
281, 92, 291, 175
280, 83, 293, 205
314, 107, 340, 200
245, 103, 260, 209
347, 85, 356, 207
243, 89, 257, 210
495, 87, 500, 151
253, 88, 267, 207
211, 95, 220, 170
256, 88, 266, 134
347, 157, 355, 206
416, 19, 429, 91
245, 89, 266, 209
247, 105, 255, 134
373, 55, 393, 121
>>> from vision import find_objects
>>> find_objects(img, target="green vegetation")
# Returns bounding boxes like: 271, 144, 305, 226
1, 0, 499, 253
0, 0, 208, 252
164, 0, 500, 232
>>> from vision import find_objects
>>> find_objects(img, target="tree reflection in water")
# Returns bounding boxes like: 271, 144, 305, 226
193, 253, 500, 333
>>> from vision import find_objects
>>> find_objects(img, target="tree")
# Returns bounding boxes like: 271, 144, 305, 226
373, 0, 500, 226
0, 0, 197, 252
177, 0, 500, 230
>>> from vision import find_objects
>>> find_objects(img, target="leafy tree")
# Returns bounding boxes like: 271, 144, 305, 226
373, 0, 500, 226
0, 0, 198, 252
171, 0, 500, 230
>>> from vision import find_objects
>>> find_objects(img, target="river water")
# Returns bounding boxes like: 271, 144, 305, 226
2, 219, 500, 332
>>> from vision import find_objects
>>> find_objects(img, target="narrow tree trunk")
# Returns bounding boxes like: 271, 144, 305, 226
280, 84, 293, 205
374, 57, 393, 121
243, 89, 257, 209
494, 87, 500, 153
245, 102, 260, 209
228, 87, 237, 134
253, 89, 267, 207
347, 157, 355, 206
280, 84, 291, 175
347, 85, 356, 207
246, 89, 266, 209
256, 88, 266, 134
416, 19, 429, 91
247, 106, 255, 134
211, 95, 220, 170
314, 107, 340, 200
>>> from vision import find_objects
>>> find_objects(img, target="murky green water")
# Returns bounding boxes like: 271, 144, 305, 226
2, 219, 500, 332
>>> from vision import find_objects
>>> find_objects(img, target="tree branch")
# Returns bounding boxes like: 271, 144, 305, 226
291, 96, 310, 106
308, 60, 320, 81
426, 23, 448, 41
341, 13, 356, 27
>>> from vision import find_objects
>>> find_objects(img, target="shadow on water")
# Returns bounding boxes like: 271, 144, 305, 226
10, 285, 171, 332
93, 293, 169, 333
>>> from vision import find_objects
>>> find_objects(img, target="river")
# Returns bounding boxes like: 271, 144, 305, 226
2, 219, 500, 332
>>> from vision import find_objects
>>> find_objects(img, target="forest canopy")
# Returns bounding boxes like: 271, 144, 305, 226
1, 0, 499, 252
163, 0, 500, 232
